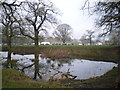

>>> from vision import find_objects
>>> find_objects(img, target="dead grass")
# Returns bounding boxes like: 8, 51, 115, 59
2, 45, 120, 62
41, 47, 71, 59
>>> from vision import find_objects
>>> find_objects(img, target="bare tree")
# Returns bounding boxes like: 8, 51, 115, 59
80, 34, 88, 45
15, 0, 59, 47
53, 24, 72, 43
0, 0, 21, 68
14, 0, 59, 79
109, 29, 120, 45
94, 1, 120, 35
85, 30, 95, 45
82, 0, 120, 36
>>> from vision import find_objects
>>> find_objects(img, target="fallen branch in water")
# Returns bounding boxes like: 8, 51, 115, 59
49, 68, 77, 82
21, 64, 34, 72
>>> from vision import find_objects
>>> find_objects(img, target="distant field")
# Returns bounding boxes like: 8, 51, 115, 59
1, 45, 120, 63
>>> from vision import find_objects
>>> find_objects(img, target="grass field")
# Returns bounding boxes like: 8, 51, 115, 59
2, 45, 120, 63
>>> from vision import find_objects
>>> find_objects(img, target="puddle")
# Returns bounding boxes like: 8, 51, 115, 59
0, 52, 118, 81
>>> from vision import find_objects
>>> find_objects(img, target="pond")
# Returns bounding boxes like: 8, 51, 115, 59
0, 52, 118, 81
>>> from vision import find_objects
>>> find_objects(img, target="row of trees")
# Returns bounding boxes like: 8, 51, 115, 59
80, 29, 120, 45
1, 0, 120, 80
94, 1, 120, 45
0, 0, 72, 79
80, 30, 95, 45
1, 23, 73, 45
81, 1, 120, 45
0, 0, 58, 79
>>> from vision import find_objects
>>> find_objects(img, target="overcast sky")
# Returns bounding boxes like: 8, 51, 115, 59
51, 0, 98, 39
4, 0, 119, 40
7, 0, 99, 39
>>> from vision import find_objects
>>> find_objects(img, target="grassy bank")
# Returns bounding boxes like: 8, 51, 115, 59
63, 67, 119, 88
2, 68, 67, 88
40, 45, 120, 63
2, 67, 119, 88
1, 45, 120, 88
2, 45, 120, 63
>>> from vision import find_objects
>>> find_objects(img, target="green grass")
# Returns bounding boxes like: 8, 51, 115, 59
2, 68, 68, 88
2, 68, 119, 88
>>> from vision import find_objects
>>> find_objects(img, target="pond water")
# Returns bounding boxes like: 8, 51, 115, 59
0, 52, 118, 81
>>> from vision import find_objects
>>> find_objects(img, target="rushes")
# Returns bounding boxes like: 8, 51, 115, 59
41, 47, 71, 59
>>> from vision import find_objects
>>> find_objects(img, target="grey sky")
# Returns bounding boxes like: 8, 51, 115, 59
3, 0, 120, 39
51, 0, 97, 39
6, 0, 98, 39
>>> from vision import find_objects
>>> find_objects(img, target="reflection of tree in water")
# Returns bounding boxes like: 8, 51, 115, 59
2, 59, 18, 69
34, 54, 40, 79
15, 55, 58, 80
1, 53, 75, 81
19, 56, 74, 80
49, 68, 77, 82
53, 59, 74, 66
19, 54, 46, 80
47, 59, 77, 81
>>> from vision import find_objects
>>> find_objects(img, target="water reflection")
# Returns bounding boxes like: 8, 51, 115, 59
0, 52, 118, 81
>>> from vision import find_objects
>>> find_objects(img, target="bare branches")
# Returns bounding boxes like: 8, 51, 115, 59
18, 26, 35, 40
81, 0, 90, 10
82, 0, 120, 37
14, 0, 59, 42
94, 1, 120, 36
1, 0, 60, 46
53, 24, 72, 43
81, 0, 96, 15
1, 0, 22, 16
1, 0, 22, 38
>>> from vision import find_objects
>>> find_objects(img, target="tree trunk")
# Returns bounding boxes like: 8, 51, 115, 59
34, 53, 39, 79
63, 41, 65, 43
89, 37, 92, 45
63, 38, 66, 43
7, 37, 12, 68
33, 30, 39, 79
